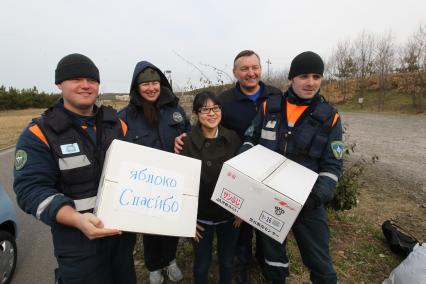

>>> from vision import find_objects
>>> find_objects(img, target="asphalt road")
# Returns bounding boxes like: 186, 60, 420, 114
0, 147, 56, 284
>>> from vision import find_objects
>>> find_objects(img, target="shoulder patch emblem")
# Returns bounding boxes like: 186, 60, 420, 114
331, 141, 344, 160
172, 112, 183, 123
15, 149, 28, 170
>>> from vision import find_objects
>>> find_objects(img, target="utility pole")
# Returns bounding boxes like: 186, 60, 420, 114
266, 59, 271, 80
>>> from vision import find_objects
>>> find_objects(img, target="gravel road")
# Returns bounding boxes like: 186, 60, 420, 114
341, 112, 426, 202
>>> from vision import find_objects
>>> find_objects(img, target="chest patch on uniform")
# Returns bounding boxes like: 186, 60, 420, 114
172, 112, 183, 123
331, 141, 344, 160
15, 150, 28, 170
265, 120, 277, 129
60, 143, 80, 155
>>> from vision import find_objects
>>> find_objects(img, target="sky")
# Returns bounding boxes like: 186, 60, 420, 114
0, 0, 425, 93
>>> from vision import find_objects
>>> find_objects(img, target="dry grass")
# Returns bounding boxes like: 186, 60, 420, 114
0, 101, 128, 149
0, 108, 45, 149
133, 164, 426, 283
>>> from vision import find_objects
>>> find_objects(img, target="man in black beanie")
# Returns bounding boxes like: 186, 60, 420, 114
14, 53, 137, 283
241, 51, 343, 283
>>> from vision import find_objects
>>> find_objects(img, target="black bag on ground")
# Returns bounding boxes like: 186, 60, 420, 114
382, 220, 419, 257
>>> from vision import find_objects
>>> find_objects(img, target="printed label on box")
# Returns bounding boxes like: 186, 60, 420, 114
113, 161, 184, 218
259, 211, 285, 232
220, 188, 244, 209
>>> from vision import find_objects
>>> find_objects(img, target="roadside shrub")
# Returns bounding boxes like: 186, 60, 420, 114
328, 124, 379, 211
0, 85, 59, 110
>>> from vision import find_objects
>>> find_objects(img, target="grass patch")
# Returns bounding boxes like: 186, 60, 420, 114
335, 91, 424, 114
0, 101, 128, 149
132, 164, 425, 283
0, 108, 45, 148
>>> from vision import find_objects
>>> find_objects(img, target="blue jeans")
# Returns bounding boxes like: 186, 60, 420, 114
192, 220, 240, 284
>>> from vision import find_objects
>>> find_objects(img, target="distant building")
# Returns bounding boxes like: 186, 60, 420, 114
116, 95, 130, 101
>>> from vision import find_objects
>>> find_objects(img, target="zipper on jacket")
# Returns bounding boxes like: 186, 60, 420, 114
283, 130, 292, 155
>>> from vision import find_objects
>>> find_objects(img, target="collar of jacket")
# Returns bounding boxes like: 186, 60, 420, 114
233, 81, 270, 101
287, 86, 321, 106
190, 125, 232, 150
45, 99, 115, 133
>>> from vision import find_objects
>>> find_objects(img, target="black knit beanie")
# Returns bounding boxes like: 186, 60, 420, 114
288, 51, 324, 79
55, 53, 100, 84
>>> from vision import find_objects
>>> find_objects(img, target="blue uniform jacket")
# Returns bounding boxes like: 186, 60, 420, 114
13, 103, 125, 227
242, 89, 343, 205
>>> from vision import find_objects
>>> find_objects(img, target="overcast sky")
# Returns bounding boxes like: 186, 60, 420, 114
0, 0, 425, 93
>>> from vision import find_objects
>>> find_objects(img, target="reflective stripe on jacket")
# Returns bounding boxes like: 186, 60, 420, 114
33, 104, 123, 210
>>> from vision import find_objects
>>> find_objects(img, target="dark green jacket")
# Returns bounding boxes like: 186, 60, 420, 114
182, 125, 241, 221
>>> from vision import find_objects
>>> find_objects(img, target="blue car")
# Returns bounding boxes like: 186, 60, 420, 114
0, 183, 18, 284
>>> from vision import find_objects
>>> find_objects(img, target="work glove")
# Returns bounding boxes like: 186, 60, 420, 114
302, 194, 321, 212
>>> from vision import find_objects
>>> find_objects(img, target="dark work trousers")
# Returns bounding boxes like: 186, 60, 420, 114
52, 224, 136, 284
259, 233, 289, 283
261, 205, 337, 284
192, 221, 240, 284
292, 205, 337, 284
234, 222, 265, 280
143, 234, 179, 271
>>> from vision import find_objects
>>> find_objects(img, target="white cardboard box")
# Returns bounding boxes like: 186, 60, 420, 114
94, 140, 201, 238
211, 145, 318, 243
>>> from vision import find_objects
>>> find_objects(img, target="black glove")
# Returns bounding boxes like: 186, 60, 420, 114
302, 194, 321, 212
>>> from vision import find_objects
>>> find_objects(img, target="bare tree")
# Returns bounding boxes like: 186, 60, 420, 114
199, 62, 234, 85
374, 32, 395, 112
398, 38, 420, 109
330, 40, 357, 101
353, 31, 376, 104
173, 50, 213, 88
322, 56, 340, 102
399, 39, 420, 72
413, 24, 426, 113
267, 69, 288, 91
398, 24, 426, 113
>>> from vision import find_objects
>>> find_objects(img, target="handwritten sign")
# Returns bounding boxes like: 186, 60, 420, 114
114, 162, 184, 218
